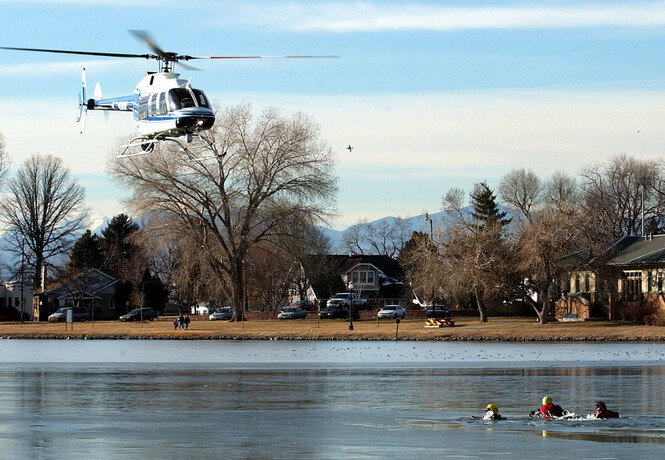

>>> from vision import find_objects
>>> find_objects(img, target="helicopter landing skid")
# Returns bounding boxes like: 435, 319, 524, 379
117, 133, 223, 161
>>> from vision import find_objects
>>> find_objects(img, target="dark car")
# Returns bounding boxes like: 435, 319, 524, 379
289, 300, 317, 312
426, 305, 451, 319
119, 308, 159, 322
318, 304, 349, 319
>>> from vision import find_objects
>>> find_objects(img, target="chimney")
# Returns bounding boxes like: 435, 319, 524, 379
40, 265, 47, 292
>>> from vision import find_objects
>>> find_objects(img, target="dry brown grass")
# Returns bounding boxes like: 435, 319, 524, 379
1, 316, 665, 341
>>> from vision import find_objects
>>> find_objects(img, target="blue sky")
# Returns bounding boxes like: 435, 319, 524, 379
3, 1, 665, 229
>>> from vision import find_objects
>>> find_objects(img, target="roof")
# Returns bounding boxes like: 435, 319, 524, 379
40, 269, 120, 298
605, 235, 665, 266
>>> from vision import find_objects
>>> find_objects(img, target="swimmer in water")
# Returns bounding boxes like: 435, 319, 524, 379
483, 404, 503, 420
593, 401, 619, 419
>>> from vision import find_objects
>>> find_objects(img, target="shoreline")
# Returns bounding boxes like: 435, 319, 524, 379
2, 317, 665, 341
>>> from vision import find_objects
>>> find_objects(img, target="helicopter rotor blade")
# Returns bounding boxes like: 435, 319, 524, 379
177, 61, 200, 71
129, 30, 166, 57
0, 46, 151, 59
205, 55, 339, 59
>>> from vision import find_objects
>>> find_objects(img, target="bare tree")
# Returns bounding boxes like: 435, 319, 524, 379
500, 169, 583, 323
0, 133, 10, 184
342, 216, 410, 257
498, 168, 542, 222
109, 105, 337, 320
580, 154, 665, 242
439, 183, 515, 322
0, 154, 87, 287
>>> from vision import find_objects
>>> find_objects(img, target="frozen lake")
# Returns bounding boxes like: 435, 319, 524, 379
0, 340, 664, 458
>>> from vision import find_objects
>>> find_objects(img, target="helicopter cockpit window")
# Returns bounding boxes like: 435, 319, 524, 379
192, 89, 210, 108
158, 93, 167, 115
168, 88, 196, 111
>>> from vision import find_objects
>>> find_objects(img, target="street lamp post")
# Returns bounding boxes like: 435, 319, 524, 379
347, 282, 354, 331
424, 213, 434, 306
20, 238, 25, 325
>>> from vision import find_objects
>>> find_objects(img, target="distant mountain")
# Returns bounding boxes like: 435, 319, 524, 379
320, 205, 513, 253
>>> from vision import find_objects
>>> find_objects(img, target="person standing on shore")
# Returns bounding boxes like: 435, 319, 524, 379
184, 315, 190, 330
178, 314, 184, 330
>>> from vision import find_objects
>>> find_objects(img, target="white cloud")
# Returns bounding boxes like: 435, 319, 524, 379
0, 59, 146, 77
216, 1, 665, 32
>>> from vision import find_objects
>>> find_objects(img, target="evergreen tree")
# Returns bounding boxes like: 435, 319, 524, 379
138, 268, 168, 313
470, 182, 511, 228
100, 214, 140, 278
69, 230, 103, 270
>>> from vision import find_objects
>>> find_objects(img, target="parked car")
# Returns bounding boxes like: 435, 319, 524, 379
426, 305, 451, 319
378, 305, 406, 319
288, 299, 317, 312
319, 304, 349, 319
48, 307, 90, 322
278, 306, 308, 320
326, 292, 368, 309
119, 308, 159, 322
209, 307, 234, 321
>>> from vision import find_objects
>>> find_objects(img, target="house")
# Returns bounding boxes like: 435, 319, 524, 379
290, 254, 406, 308
0, 280, 34, 320
32, 268, 125, 321
557, 235, 665, 321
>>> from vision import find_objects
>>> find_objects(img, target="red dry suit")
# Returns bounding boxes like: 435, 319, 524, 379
540, 403, 564, 418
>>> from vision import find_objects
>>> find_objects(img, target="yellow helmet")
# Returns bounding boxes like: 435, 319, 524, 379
486, 404, 499, 414
542, 396, 552, 405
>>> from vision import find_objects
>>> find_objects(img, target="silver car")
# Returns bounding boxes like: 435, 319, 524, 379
278, 306, 307, 320
377, 305, 406, 319
209, 307, 234, 321
48, 307, 90, 322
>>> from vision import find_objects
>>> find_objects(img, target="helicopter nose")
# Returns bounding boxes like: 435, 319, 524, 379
176, 114, 215, 131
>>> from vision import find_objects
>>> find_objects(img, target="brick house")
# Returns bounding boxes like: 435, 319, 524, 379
557, 235, 665, 321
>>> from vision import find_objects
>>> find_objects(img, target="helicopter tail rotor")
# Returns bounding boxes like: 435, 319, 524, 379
77, 68, 88, 133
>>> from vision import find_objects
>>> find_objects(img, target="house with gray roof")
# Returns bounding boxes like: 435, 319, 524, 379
557, 235, 665, 321
32, 268, 126, 321
290, 254, 407, 308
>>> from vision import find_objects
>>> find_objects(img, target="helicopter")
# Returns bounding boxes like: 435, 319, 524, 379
2, 31, 337, 159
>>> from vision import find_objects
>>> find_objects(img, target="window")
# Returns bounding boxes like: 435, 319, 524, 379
168, 88, 196, 110
349, 268, 376, 286
158, 92, 167, 115
149, 94, 157, 116
584, 273, 590, 292
192, 89, 210, 108
138, 96, 149, 120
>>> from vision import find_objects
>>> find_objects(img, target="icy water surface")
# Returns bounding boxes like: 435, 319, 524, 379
0, 340, 664, 458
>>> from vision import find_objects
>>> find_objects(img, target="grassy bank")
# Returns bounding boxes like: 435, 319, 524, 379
1, 317, 664, 341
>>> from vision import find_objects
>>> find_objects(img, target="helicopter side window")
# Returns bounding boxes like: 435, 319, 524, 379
158, 93, 167, 115
192, 89, 210, 108
149, 94, 157, 117
138, 96, 149, 120
168, 88, 196, 110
